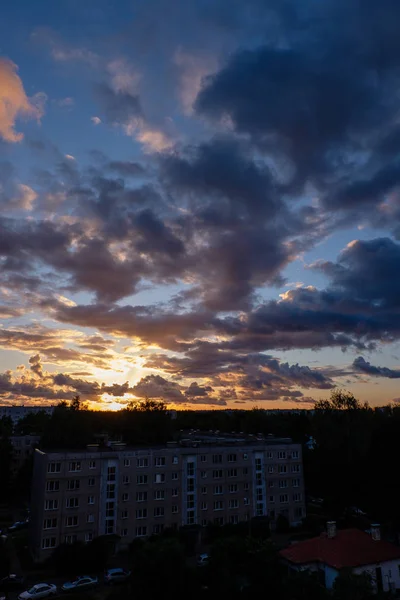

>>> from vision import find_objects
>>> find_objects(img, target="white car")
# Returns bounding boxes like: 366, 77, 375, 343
18, 584, 57, 600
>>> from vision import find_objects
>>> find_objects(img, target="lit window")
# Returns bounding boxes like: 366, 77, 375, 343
68, 461, 81, 472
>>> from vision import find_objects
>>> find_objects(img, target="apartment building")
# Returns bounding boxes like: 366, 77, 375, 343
30, 433, 305, 562
10, 435, 41, 472
0, 405, 55, 424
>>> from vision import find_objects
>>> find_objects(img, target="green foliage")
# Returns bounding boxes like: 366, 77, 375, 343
284, 571, 329, 600
332, 570, 374, 600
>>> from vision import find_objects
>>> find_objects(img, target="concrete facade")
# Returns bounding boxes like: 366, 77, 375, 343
30, 435, 305, 561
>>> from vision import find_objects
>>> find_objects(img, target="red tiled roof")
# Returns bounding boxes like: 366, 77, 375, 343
280, 529, 400, 569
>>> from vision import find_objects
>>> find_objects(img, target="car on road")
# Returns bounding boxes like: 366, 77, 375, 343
18, 583, 57, 600
0, 575, 25, 592
61, 576, 98, 592
104, 569, 131, 585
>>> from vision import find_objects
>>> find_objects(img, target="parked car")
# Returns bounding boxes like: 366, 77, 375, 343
18, 584, 57, 600
0, 575, 25, 592
61, 576, 98, 592
104, 569, 131, 585
197, 553, 209, 567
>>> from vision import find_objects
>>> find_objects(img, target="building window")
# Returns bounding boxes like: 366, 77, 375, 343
172, 505, 178, 514
154, 473, 165, 484
121, 528, 128, 537
136, 509, 147, 519
121, 510, 128, 520
123, 493, 129, 502
214, 501, 223, 511
230, 515, 239, 524
214, 517, 224, 526
87, 514, 94, 523
124, 459, 131, 467
201, 519, 207, 527
200, 455, 207, 462
107, 466, 116, 481
244, 482, 249, 491
214, 485, 223, 495
106, 484, 116, 499
228, 454, 237, 462
201, 486, 207, 494
67, 480, 80, 491
268, 466, 274, 474
228, 484, 238, 493
137, 475, 148, 485
88, 495, 95, 505
187, 512, 195, 525
66, 497, 79, 509
291, 451, 299, 459
279, 480, 288, 489
68, 461, 81, 472
201, 502, 207, 510
89, 478, 95, 486
267, 452, 273, 459
279, 465, 287, 474
291, 465, 300, 473
137, 458, 148, 468
172, 456, 178, 464
229, 499, 239, 509
65, 534, 77, 544
65, 516, 78, 527
269, 495, 275, 503
243, 467, 248, 475
213, 470, 223, 479
256, 473, 262, 485
46, 480, 59, 492
294, 507, 303, 518
153, 524, 164, 534
172, 488, 178, 497
43, 518, 57, 529
293, 493, 302, 502
279, 494, 289, 503
212, 454, 223, 464
42, 537, 56, 549
278, 451, 286, 460
85, 533, 93, 543
89, 460, 96, 469
154, 490, 165, 500
155, 457, 166, 467
228, 468, 237, 478
136, 491, 147, 502
243, 453, 248, 460
268, 481, 275, 488
244, 497, 249, 505
292, 479, 300, 488
136, 526, 147, 537
105, 521, 115, 535
106, 502, 115, 517
201, 471, 207, 478
187, 480, 195, 493
47, 462, 61, 473
187, 496, 195, 510
256, 489, 263, 501
123, 475, 130, 485
187, 462, 195, 477
172, 472, 178, 480
45, 499, 59, 510
154, 507, 164, 518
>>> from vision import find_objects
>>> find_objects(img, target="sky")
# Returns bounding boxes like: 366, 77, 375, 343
1, 0, 400, 411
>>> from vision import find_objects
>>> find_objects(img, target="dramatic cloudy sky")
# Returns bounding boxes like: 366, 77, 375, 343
1, 0, 400, 410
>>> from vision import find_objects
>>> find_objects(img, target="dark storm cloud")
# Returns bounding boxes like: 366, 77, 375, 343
353, 356, 400, 379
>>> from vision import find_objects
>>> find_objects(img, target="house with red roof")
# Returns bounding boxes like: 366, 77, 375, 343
280, 522, 400, 593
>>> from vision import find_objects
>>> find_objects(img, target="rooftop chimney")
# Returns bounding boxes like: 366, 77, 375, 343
371, 524, 381, 541
327, 521, 337, 539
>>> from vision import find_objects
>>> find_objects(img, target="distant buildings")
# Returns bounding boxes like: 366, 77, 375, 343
10, 435, 41, 472
0, 405, 54, 424
280, 522, 400, 593
30, 432, 305, 561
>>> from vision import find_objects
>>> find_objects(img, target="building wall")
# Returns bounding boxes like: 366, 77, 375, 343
31, 440, 305, 562
10, 435, 40, 472
354, 559, 400, 593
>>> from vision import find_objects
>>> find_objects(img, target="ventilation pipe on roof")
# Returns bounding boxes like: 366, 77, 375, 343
327, 521, 337, 538
371, 524, 381, 541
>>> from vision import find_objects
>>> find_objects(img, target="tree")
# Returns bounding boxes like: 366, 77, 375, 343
121, 398, 172, 444
315, 388, 369, 412
332, 570, 374, 600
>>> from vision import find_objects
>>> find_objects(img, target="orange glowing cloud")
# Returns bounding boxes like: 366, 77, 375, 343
0, 57, 45, 142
